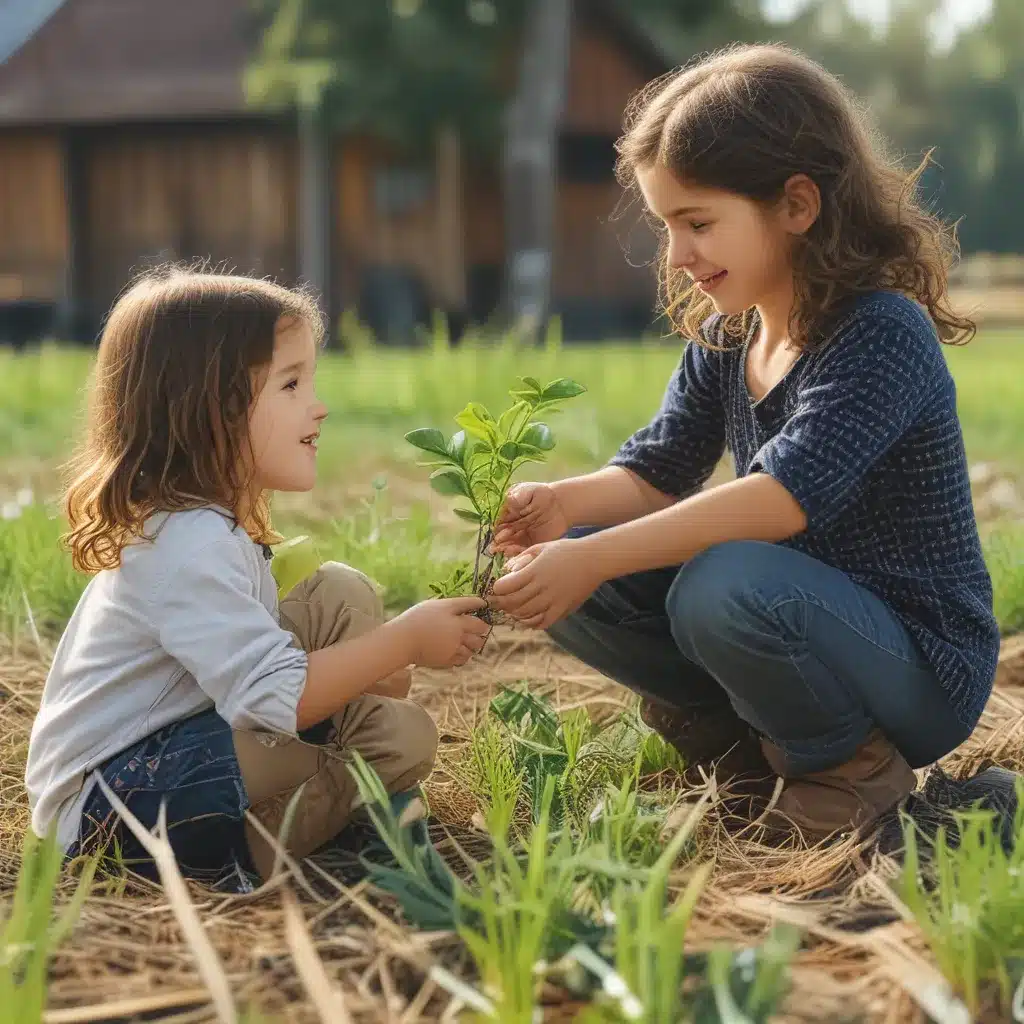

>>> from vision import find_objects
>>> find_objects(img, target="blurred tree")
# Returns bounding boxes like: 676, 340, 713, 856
248, 0, 1024, 319
246, 0, 529, 156
247, 0, 755, 332
778, 0, 1024, 256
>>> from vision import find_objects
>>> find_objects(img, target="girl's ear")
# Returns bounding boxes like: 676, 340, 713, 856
781, 174, 821, 235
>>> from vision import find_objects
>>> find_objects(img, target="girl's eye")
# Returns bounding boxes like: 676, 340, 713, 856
690, 221, 709, 232
284, 378, 299, 391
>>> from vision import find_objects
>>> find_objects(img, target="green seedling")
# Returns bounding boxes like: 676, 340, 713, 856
404, 375, 586, 607
898, 786, 1024, 1019
1, 830, 100, 1023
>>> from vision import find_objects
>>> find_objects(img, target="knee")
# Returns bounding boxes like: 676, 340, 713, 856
385, 700, 439, 783
308, 562, 383, 624
667, 541, 793, 653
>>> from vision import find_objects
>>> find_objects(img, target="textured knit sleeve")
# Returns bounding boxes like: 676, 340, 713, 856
608, 332, 727, 499
750, 315, 945, 529
153, 538, 308, 735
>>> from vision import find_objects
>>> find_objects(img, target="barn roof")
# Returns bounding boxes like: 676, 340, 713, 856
0, 0, 67, 65
0, 0, 257, 125
0, 0, 674, 127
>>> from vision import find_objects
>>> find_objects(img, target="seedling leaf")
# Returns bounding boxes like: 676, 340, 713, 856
448, 429, 468, 463
429, 467, 471, 498
271, 535, 321, 599
405, 427, 449, 457
520, 423, 554, 451
454, 402, 497, 443
542, 378, 586, 401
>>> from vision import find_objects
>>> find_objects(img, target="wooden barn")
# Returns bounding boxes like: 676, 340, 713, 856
0, 0, 667, 344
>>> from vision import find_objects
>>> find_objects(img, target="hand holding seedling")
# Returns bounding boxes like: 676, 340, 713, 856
489, 538, 603, 630
491, 482, 568, 556
404, 376, 586, 609
390, 596, 490, 668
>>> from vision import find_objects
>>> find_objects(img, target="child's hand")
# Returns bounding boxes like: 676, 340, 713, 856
489, 539, 602, 630
492, 483, 568, 556
392, 597, 490, 669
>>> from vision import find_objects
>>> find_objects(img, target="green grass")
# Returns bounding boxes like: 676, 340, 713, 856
0, 831, 99, 1024
2, 329, 1023, 1019
0, 501, 86, 639
985, 522, 1024, 636
4, 327, 1023, 474
348, 693, 799, 1022
898, 784, 1024, 1019
2, 328, 1024, 636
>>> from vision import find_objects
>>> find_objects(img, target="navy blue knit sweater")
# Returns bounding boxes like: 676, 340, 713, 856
609, 290, 1000, 729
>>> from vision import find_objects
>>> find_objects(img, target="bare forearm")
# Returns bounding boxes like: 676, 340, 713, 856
578, 473, 807, 581
296, 620, 412, 730
552, 466, 675, 528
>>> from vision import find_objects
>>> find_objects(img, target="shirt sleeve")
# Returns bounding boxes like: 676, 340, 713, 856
750, 315, 945, 529
153, 538, 308, 734
608, 332, 727, 499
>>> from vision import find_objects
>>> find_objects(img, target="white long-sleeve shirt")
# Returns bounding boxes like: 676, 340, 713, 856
25, 507, 308, 852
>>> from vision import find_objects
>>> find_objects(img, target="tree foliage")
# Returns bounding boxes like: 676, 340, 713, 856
248, 0, 1024, 251
247, 0, 728, 156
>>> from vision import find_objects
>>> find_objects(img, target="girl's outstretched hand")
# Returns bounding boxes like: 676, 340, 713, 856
488, 539, 602, 630
491, 483, 568, 556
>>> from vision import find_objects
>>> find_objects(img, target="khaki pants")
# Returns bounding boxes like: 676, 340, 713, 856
232, 562, 438, 881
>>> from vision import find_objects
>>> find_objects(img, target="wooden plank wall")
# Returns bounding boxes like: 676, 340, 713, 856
563, 22, 650, 137
554, 23, 659, 307
0, 132, 68, 302
81, 126, 297, 325
334, 136, 449, 312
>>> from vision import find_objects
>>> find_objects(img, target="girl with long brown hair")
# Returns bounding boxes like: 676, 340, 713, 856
26, 267, 487, 889
489, 44, 999, 843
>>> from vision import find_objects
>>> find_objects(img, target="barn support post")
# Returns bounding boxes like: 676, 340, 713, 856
501, 0, 573, 340
298, 98, 331, 322
59, 129, 87, 341
435, 124, 467, 319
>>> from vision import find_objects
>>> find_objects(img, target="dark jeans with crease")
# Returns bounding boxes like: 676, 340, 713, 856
547, 532, 970, 774
66, 708, 259, 891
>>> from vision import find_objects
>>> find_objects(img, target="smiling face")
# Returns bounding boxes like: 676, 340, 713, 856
636, 163, 804, 319
247, 317, 327, 496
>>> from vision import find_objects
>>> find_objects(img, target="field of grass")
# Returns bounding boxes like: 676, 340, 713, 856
2, 325, 1023, 634
0, 328, 1023, 1023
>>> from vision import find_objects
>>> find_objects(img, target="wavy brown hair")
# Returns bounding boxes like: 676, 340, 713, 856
615, 43, 974, 349
63, 266, 325, 573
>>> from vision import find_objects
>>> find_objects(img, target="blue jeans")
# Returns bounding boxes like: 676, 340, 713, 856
548, 535, 970, 774
68, 708, 259, 891
66, 708, 353, 891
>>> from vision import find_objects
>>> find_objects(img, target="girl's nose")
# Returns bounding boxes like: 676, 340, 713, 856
667, 232, 695, 271
313, 401, 328, 422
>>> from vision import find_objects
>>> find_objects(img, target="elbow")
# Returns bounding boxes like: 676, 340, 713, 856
219, 669, 305, 737
763, 476, 809, 537
784, 497, 808, 537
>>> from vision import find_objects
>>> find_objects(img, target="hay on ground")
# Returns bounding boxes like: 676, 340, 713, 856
1, 631, 1021, 1022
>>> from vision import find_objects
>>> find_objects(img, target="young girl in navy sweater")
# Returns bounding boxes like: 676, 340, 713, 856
490, 44, 999, 842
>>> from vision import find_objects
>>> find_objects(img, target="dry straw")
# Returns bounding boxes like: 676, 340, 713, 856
1, 631, 1021, 1022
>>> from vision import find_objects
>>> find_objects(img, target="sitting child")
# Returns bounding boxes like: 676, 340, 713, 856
25, 267, 487, 889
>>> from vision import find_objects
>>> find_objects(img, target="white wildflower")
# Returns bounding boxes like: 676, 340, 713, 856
950, 902, 975, 928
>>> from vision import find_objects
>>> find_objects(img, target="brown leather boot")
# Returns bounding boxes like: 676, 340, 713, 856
639, 698, 774, 785
759, 730, 917, 841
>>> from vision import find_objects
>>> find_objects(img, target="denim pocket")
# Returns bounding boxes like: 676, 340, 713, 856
74, 709, 256, 890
